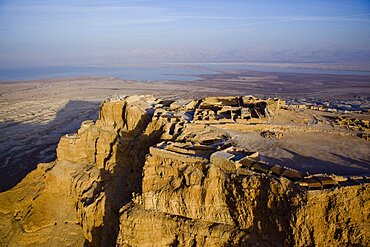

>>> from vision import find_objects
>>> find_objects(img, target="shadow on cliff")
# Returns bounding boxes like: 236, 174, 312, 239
250, 177, 304, 246
263, 148, 370, 176
226, 167, 305, 245
0, 100, 100, 192
241, 149, 370, 245
86, 113, 165, 247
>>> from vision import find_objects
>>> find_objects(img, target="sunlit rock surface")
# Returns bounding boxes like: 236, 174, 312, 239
0, 95, 369, 246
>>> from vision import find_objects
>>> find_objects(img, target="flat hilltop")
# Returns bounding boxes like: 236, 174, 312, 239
0, 94, 368, 246
0, 73, 370, 191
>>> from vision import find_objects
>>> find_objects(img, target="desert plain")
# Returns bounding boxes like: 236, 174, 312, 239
1, 69, 369, 191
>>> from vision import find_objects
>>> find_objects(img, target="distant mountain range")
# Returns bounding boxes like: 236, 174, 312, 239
104, 47, 370, 65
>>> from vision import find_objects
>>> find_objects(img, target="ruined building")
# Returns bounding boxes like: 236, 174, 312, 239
0, 95, 368, 247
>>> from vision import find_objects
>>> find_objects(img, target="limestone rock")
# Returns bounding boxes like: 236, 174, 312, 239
121, 142, 369, 246
294, 185, 370, 246
116, 206, 270, 246
0, 95, 368, 247
139, 146, 303, 245
260, 130, 283, 139
0, 162, 85, 247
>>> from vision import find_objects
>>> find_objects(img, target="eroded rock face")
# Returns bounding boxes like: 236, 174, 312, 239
137, 149, 303, 245
117, 141, 369, 246
59, 96, 166, 246
0, 162, 85, 247
0, 95, 369, 247
0, 95, 167, 247
117, 206, 271, 246
295, 186, 370, 246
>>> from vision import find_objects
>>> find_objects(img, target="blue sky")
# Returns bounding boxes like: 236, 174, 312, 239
0, 0, 369, 67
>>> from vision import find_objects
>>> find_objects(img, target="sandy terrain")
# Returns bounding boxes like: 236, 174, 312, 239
214, 107, 369, 176
188, 69, 370, 99
0, 72, 369, 191
232, 131, 369, 176
0, 77, 208, 191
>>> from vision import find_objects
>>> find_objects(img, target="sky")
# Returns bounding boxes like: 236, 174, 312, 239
0, 0, 369, 67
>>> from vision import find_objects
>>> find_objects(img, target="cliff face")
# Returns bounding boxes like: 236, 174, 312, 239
0, 161, 85, 247
0, 95, 369, 247
121, 150, 302, 246
58, 95, 167, 246
295, 186, 369, 246
0, 95, 167, 246
118, 145, 368, 246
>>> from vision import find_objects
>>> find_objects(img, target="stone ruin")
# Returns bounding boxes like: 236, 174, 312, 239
150, 137, 369, 190
143, 95, 367, 190
260, 130, 283, 139
146, 95, 285, 141
194, 96, 285, 123
59, 95, 368, 191
334, 116, 370, 141
2, 94, 368, 247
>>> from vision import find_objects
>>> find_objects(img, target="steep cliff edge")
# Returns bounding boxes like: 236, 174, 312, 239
118, 142, 368, 246
57, 95, 168, 246
0, 161, 85, 247
0, 95, 167, 246
0, 95, 369, 247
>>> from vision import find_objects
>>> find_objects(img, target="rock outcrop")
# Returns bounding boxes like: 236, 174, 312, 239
334, 116, 370, 141
59, 95, 167, 246
0, 161, 85, 246
0, 95, 167, 246
116, 132, 369, 246
0, 95, 369, 247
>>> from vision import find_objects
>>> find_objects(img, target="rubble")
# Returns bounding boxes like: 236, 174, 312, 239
260, 130, 283, 139
333, 116, 370, 141
147, 134, 367, 190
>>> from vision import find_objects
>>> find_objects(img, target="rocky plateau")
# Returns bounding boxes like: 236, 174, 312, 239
0, 95, 369, 247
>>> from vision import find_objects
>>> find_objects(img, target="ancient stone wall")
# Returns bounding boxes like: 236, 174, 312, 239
118, 142, 369, 246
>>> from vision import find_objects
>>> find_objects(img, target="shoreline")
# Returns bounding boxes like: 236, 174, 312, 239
2, 62, 370, 83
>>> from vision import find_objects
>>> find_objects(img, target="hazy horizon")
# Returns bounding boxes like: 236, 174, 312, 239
1, 0, 370, 68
